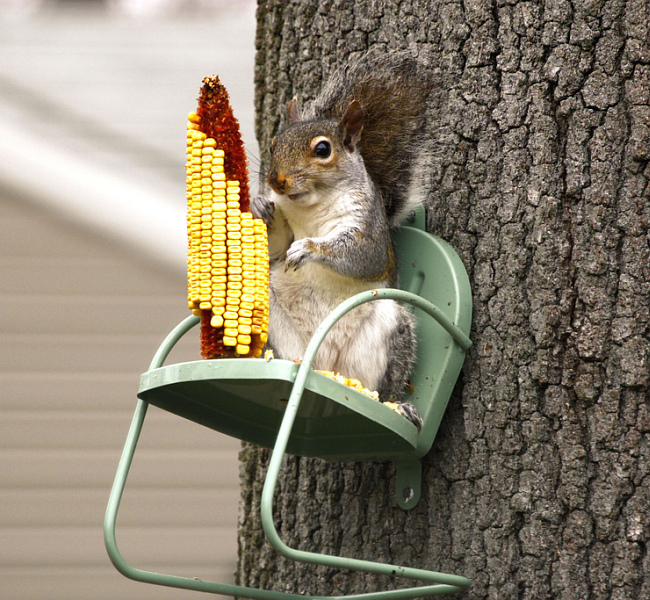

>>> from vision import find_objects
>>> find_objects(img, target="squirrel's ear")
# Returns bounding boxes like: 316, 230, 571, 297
340, 100, 365, 151
287, 98, 301, 125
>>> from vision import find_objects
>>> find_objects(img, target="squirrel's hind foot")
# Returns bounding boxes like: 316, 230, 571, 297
395, 402, 422, 431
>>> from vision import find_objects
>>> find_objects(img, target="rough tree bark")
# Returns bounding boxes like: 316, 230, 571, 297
237, 1, 650, 598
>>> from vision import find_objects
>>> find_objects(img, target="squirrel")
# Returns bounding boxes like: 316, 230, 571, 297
251, 51, 435, 429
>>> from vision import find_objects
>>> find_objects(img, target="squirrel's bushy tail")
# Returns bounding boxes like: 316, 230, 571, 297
308, 51, 435, 225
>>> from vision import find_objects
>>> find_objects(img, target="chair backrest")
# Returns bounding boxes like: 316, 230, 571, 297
392, 221, 472, 457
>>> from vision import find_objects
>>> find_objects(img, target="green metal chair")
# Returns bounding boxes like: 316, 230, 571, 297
104, 210, 473, 598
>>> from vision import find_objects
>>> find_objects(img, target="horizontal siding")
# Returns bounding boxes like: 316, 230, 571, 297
0, 526, 237, 568
2, 448, 240, 488
1, 372, 156, 410
1, 193, 244, 597
0, 410, 241, 450
2, 567, 238, 600
0, 256, 184, 295
0, 333, 192, 373
0, 205, 109, 259
0, 488, 239, 527
0, 295, 191, 335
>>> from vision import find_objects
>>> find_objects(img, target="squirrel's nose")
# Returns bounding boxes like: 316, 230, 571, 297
268, 169, 289, 194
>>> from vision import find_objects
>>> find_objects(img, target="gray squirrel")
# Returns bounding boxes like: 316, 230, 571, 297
251, 51, 435, 428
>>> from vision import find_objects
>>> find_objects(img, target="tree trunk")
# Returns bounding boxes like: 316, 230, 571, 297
237, 1, 650, 598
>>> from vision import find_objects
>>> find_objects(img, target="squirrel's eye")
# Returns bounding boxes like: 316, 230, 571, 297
313, 139, 332, 159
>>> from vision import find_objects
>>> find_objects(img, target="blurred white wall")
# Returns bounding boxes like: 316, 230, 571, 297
0, 2, 258, 598
0, 0, 259, 273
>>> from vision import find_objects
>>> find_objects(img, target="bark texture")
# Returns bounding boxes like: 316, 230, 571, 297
238, 1, 650, 598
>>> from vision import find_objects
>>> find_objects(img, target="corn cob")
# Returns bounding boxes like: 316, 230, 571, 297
186, 76, 269, 359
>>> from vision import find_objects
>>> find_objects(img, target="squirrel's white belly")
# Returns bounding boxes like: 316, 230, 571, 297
269, 261, 398, 391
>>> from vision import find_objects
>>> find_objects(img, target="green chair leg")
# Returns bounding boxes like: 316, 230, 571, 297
257, 289, 471, 596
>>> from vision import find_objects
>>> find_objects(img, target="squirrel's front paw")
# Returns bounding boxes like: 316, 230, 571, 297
285, 238, 317, 271
250, 195, 275, 225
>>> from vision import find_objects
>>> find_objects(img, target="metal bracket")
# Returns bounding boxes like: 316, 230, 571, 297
395, 460, 422, 510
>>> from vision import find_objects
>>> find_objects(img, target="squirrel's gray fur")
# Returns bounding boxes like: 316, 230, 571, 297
306, 50, 434, 226
252, 51, 434, 428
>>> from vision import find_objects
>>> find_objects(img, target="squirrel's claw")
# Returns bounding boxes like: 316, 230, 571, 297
285, 238, 314, 271
396, 402, 423, 431
251, 195, 275, 225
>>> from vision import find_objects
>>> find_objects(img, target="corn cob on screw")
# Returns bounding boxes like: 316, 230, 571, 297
186, 112, 269, 358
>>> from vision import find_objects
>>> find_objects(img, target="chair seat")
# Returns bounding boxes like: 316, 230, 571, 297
138, 358, 418, 461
